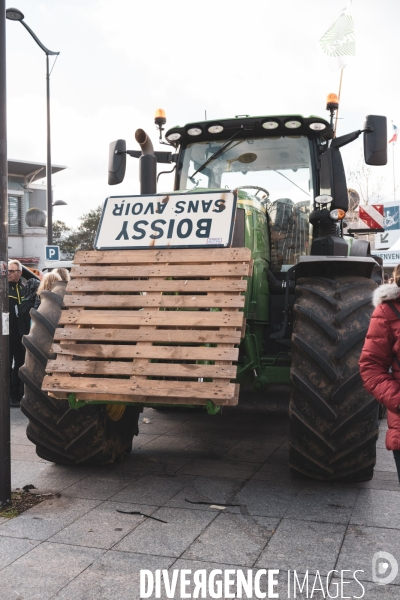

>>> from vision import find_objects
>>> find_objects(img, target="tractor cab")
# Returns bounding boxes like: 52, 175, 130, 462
169, 114, 331, 275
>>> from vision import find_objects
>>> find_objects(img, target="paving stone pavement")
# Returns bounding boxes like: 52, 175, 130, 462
2, 389, 400, 599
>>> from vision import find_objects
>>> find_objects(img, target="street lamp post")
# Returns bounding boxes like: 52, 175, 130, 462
0, 0, 11, 508
6, 8, 59, 245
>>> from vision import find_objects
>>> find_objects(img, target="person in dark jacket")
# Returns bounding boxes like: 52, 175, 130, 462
359, 264, 400, 481
18, 278, 40, 336
8, 260, 26, 406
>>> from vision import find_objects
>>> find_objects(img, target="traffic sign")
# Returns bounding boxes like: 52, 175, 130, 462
358, 204, 384, 230
375, 230, 400, 250
45, 245, 60, 261
380, 233, 389, 244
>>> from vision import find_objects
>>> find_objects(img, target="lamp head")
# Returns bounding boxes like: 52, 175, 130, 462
6, 8, 24, 21
154, 108, 167, 127
52, 200, 67, 206
154, 108, 167, 141
326, 92, 339, 111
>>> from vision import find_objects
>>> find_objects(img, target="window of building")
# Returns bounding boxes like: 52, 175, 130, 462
8, 195, 24, 235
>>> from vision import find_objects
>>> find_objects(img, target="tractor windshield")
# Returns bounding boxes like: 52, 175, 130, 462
179, 136, 314, 271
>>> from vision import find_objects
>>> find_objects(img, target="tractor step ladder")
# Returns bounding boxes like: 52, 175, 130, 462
42, 247, 253, 407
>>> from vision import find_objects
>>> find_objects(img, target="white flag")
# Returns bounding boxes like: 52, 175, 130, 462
319, 2, 355, 69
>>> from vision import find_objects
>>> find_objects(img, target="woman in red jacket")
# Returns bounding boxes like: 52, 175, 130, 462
359, 265, 400, 481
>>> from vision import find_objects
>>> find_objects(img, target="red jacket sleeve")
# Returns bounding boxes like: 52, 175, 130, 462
359, 304, 400, 414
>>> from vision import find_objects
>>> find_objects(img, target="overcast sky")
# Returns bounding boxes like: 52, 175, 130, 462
5, 0, 400, 227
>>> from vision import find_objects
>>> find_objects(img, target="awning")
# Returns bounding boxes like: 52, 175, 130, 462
8, 159, 66, 183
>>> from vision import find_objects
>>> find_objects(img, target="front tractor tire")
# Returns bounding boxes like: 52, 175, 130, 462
289, 276, 379, 482
20, 281, 141, 465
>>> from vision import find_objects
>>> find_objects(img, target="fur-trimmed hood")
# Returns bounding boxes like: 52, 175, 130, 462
373, 283, 400, 307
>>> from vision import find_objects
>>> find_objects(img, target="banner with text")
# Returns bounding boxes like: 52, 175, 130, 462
372, 250, 400, 266
95, 191, 237, 250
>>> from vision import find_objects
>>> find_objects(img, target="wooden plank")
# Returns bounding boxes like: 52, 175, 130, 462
66, 279, 248, 293
46, 359, 237, 379
42, 375, 236, 400
49, 390, 239, 406
58, 310, 244, 327
74, 248, 252, 265
212, 275, 239, 388
59, 273, 90, 374
232, 383, 240, 404
46, 248, 249, 408
70, 263, 252, 279
63, 294, 245, 309
128, 286, 160, 402
54, 327, 242, 344
52, 343, 239, 361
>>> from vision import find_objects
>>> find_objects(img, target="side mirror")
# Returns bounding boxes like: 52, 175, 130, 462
108, 139, 126, 185
364, 115, 387, 166
319, 147, 348, 211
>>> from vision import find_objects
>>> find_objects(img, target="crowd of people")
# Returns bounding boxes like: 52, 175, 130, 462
8, 260, 70, 407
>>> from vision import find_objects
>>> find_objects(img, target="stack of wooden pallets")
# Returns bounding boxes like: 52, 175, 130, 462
42, 248, 253, 406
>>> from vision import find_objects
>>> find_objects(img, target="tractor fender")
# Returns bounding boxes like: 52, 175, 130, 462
270, 255, 377, 341
294, 255, 376, 281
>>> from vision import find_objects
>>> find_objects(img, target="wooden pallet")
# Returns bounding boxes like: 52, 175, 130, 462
42, 248, 253, 406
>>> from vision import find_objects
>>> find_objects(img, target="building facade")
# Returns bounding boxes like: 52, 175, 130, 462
8, 159, 66, 271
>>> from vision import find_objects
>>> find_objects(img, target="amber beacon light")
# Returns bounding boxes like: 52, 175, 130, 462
155, 109, 167, 140
326, 93, 339, 111
155, 108, 167, 127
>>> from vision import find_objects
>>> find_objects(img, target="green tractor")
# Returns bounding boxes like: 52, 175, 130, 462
20, 97, 387, 481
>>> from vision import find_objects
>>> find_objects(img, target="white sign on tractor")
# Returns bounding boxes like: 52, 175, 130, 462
95, 191, 237, 250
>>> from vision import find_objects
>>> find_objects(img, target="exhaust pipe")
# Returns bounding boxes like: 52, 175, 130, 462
135, 128, 157, 194
135, 128, 154, 155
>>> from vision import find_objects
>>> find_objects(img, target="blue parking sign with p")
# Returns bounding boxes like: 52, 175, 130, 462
45, 245, 60, 261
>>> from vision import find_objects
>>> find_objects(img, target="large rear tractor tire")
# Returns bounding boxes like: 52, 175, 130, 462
20, 281, 141, 465
289, 276, 379, 482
